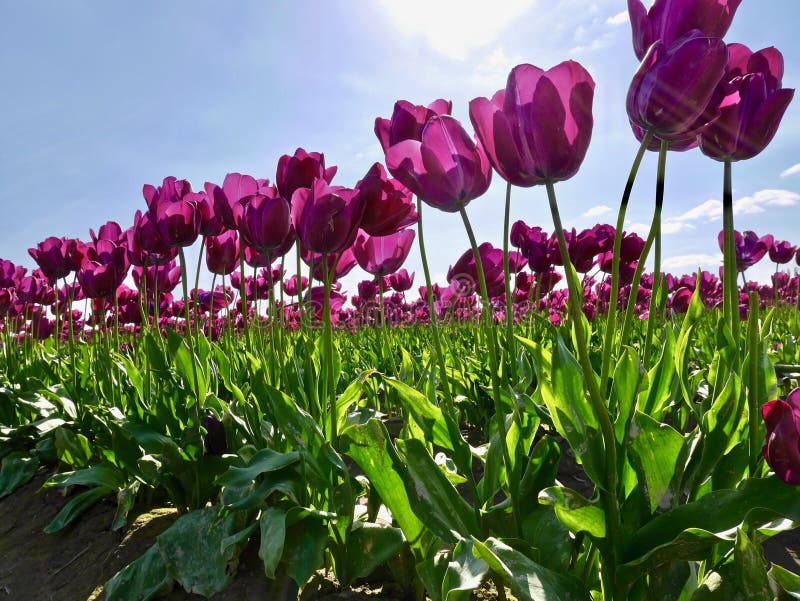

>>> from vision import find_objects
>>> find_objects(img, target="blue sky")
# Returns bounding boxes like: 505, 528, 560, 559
1, 0, 798, 293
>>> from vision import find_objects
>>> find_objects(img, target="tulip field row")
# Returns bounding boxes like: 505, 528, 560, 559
2, 1, 800, 599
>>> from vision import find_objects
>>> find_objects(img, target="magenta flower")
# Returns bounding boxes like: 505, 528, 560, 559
28, 237, 73, 281
627, 31, 728, 141
132, 260, 181, 294
276, 148, 337, 201
627, 0, 742, 61
698, 44, 794, 162
206, 230, 240, 276
469, 61, 595, 186
769, 239, 797, 264
236, 190, 292, 253
291, 180, 365, 254
717, 229, 772, 271
283, 275, 308, 297
375, 99, 452, 154
356, 163, 418, 236
762, 388, 800, 485
447, 243, 506, 298
77, 240, 129, 299
205, 173, 259, 231
383, 114, 492, 213
353, 229, 416, 277
388, 268, 414, 292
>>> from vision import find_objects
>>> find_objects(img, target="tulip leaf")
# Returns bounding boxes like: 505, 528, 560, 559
44, 486, 113, 533
768, 564, 800, 599
216, 448, 300, 488
103, 544, 173, 601
259, 506, 287, 579
284, 514, 329, 588
612, 345, 640, 445
733, 528, 772, 601
441, 539, 489, 601
345, 522, 405, 584
383, 376, 452, 451
0, 453, 39, 498
538, 486, 606, 540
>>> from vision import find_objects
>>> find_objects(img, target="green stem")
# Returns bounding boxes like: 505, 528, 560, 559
502, 181, 517, 383
322, 253, 337, 444
458, 203, 520, 537
238, 246, 250, 345
600, 129, 653, 394
546, 180, 620, 598
193, 237, 206, 339
722, 160, 740, 357
746, 292, 760, 476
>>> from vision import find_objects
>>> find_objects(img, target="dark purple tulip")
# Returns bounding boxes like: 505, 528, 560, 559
521, 227, 554, 273
627, 0, 742, 61
770, 239, 797, 264
132, 261, 181, 294
0, 289, 13, 317
196, 190, 225, 237
236, 192, 292, 252
510, 220, 530, 248
469, 61, 595, 186
447, 243, 506, 298
202, 413, 228, 456
205, 173, 259, 231
388, 268, 414, 292
283, 275, 308, 297
131, 210, 177, 263
627, 31, 728, 140
16, 276, 49, 304
356, 163, 418, 236
357, 279, 379, 300
375, 99, 452, 154
353, 229, 415, 277
796, 248, 800, 267
90, 221, 125, 245
242, 244, 270, 268
77, 240, 129, 299
699, 44, 794, 162
717, 229, 772, 271
762, 387, 800, 485
291, 180, 365, 254
276, 148, 337, 201
155, 192, 202, 248
0, 260, 26, 288
384, 115, 492, 213
206, 230, 240, 276
28, 237, 72, 281
671, 286, 694, 313
620, 232, 646, 263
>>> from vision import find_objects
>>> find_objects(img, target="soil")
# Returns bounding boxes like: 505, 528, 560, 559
0, 468, 797, 601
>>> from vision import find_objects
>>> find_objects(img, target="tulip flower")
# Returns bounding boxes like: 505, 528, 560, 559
447, 243, 507, 298
762, 388, 800, 485
627, 0, 742, 61
717, 229, 772, 271
276, 148, 337, 201
469, 61, 595, 186
236, 191, 292, 253
375, 99, 452, 154
291, 180, 365, 254
627, 30, 728, 141
356, 163, 418, 236
132, 260, 182, 294
283, 275, 308, 297
155, 192, 202, 248
353, 229, 416, 277
698, 44, 794, 162
388, 268, 415, 293
205, 173, 259, 231
77, 240, 129, 299
769, 239, 797, 264
206, 230, 240, 276
382, 114, 492, 213
28, 237, 73, 281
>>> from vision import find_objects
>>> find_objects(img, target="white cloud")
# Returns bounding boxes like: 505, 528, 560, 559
658, 189, 799, 227
470, 47, 524, 89
378, 0, 537, 60
780, 163, 800, 178
582, 204, 612, 218
606, 10, 628, 25
661, 220, 695, 234
662, 254, 723, 271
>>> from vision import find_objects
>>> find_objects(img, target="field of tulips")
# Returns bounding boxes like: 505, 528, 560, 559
2, 1, 800, 600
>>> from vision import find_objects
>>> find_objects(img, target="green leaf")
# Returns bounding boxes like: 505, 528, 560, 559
0, 453, 39, 498
156, 506, 242, 597
112, 481, 141, 531
472, 537, 590, 601
674, 284, 704, 409
168, 330, 208, 405
383, 377, 452, 451
397, 438, 480, 542
627, 411, 686, 514
341, 420, 430, 556
336, 377, 363, 437
521, 506, 572, 572
216, 448, 300, 488
44, 486, 112, 533
259, 507, 287, 579
639, 326, 677, 418
538, 486, 606, 540
44, 461, 126, 490
284, 514, 329, 588
612, 346, 641, 445
345, 523, 405, 584
103, 544, 173, 601
768, 564, 800, 599
734, 528, 772, 601
441, 539, 489, 601
54, 427, 93, 468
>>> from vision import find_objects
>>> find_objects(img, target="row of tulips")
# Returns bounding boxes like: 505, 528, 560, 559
3, 0, 800, 600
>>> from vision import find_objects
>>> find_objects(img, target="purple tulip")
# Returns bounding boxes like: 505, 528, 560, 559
383, 114, 492, 213
283, 275, 308, 297
206, 230, 241, 276
627, 30, 728, 141
762, 387, 800, 485
717, 229, 773, 271
130, 210, 177, 265
132, 260, 181, 294
357, 279, 379, 300
356, 163, 418, 236
353, 229, 416, 277
276, 148, 337, 201
698, 44, 794, 162
291, 180, 365, 254
155, 192, 202, 248
236, 191, 292, 253
447, 243, 506, 298
205, 173, 259, 231
0, 260, 26, 288
388, 268, 414, 292
770, 239, 797, 264
77, 239, 129, 299
375, 99, 452, 154
469, 61, 595, 186
627, 0, 742, 61
28, 237, 73, 281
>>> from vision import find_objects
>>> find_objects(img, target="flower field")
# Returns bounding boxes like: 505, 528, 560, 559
2, 1, 800, 599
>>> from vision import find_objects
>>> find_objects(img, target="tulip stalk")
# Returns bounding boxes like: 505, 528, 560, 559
458, 202, 521, 537
600, 129, 653, 394
721, 159, 740, 357
746, 291, 761, 476
501, 182, 517, 383
545, 179, 621, 599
